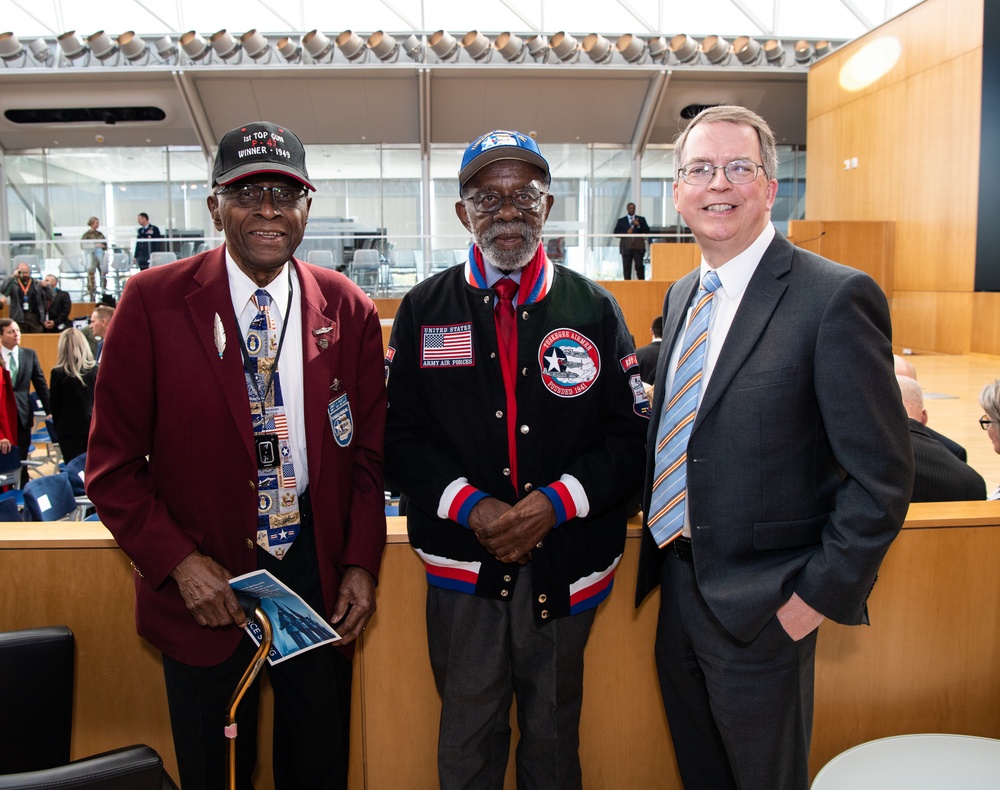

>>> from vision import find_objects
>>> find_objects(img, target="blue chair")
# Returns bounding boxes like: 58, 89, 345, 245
0, 495, 21, 521
62, 453, 87, 497
22, 473, 77, 521
0, 445, 22, 489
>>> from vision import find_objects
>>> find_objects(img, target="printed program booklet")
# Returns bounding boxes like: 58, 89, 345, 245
229, 569, 341, 665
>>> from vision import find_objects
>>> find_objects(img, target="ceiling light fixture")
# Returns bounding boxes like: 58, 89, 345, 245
582, 33, 613, 64
794, 40, 814, 64
733, 36, 762, 65
117, 31, 149, 63
461, 31, 493, 62
701, 35, 731, 64
180, 31, 212, 62
210, 30, 242, 62
277, 36, 302, 62
494, 32, 526, 63
764, 39, 785, 65
669, 34, 700, 64
87, 31, 119, 63
428, 30, 460, 61
367, 31, 398, 62
241, 30, 273, 62
302, 30, 335, 63
525, 35, 550, 62
57, 31, 89, 63
549, 32, 579, 63
336, 30, 367, 61
616, 34, 648, 64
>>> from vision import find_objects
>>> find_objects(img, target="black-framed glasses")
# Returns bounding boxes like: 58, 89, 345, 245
678, 160, 766, 186
465, 188, 546, 214
980, 416, 995, 431
215, 184, 308, 209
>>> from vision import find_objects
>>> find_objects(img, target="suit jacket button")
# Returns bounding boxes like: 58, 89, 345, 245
538, 593, 547, 603
503, 467, 511, 476
540, 610, 549, 619
500, 589, 509, 598
248, 480, 256, 490
246, 538, 254, 549
503, 574, 512, 583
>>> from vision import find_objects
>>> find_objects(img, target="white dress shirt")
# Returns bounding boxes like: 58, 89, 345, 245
663, 222, 776, 534
226, 253, 308, 494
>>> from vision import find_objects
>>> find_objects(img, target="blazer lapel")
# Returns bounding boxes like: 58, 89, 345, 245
295, 262, 340, 489
184, 249, 257, 463
695, 235, 792, 427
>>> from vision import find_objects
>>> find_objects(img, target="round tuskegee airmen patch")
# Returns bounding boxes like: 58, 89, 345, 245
538, 328, 601, 397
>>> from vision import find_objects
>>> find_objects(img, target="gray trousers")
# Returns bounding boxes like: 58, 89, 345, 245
427, 565, 596, 790
655, 550, 817, 790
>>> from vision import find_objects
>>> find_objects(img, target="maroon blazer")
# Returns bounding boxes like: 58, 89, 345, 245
86, 246, 387, 666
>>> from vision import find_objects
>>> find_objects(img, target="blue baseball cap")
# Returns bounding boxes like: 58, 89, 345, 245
458, 130, 550, 193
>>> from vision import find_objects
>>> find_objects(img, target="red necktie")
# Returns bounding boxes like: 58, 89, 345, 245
493, 277, 519, 492
494, 278, 517, 351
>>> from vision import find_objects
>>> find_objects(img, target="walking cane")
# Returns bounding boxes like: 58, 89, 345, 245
225, 593, 273, 790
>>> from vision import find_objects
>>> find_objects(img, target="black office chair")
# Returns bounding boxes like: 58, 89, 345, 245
0, 744, 177, 789
0, 626, 74, 774
0, 627, 178, 789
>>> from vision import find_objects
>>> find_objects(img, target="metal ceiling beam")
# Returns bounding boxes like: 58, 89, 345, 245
839, 0, 875, 30
171, 70, 214, 158
728, 0, 774, 36
617, 0, 658, 34
500, 0, 541, 33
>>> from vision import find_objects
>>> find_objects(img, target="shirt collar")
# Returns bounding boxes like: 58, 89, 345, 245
225, 251, 293, 321
481, 257, 522, 289
699, 221, 775, 301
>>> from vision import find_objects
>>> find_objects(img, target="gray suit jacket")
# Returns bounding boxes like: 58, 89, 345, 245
636, 233, 914, 642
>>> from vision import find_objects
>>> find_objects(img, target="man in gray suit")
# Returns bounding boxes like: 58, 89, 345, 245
636, 106, 913, 789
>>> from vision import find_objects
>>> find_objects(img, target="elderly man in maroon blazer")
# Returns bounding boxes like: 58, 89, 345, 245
87, 121, 387, 790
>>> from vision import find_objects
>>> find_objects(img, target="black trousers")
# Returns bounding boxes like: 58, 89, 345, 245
654, 549, 817, 790
162, 492, 353, 790
621, 249, 645, 280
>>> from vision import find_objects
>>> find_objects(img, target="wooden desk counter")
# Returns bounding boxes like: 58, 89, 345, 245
3, 502, 1000, 788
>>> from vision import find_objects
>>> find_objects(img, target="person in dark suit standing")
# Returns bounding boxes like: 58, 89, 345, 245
0, 318, 51, 484
896, 375, 985, 501
614, 202, 651, 280
636, 106, 914, 790
40, 274, 72, 333
635, 315, 662, 385
86, 121, 387, 790
133, 212, 163, 271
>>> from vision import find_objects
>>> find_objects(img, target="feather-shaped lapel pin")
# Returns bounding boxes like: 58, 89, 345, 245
213, 313, 227, 358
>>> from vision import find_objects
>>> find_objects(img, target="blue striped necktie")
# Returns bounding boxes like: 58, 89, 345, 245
246, 289, 300, 559
647, 270, 722, 548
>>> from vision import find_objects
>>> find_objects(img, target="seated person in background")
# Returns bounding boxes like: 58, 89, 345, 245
49, 328, 98, 463
897, 375, 986, 502
635, 315, 663, 385
893, 353, 968, 461
979, 378, 1000, 500
41, 274, 72, 333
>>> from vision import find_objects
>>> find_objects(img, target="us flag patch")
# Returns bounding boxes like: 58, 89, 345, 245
421, 323, 474, 367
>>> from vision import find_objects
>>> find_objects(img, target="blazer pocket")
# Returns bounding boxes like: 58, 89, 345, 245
752, 513, 828, 551
733, 363, 798, 391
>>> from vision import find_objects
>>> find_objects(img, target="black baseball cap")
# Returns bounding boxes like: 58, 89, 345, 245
212, 121, 315, 191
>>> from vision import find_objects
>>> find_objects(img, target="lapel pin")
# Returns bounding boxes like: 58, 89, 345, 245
317, 338, 329, 350
313, 325, 334, 336
331, 378, 341, 391
213, 313, 227, 358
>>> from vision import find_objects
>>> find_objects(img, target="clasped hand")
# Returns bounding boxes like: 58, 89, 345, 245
469, 491, 556, 565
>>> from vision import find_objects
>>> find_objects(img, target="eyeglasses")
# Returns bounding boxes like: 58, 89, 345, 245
465, 188, 546, 214
678, 159, 766, 186
215, 184, 308, 209
980, 416, 995, 431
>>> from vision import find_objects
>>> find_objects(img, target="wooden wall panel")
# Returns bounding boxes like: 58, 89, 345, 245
971, 292, 1000, 356
650, 244, 699, 281
788, 220, 895, 297
889, 291, 974, 354
896, 51, 982, 292
806, 0, 984, 352
599, 280, 671, 347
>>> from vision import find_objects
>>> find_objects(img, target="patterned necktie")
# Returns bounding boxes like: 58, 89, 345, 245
647, 270, 722, 548
7, 351, 17, 385
246, 289, 300, 559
